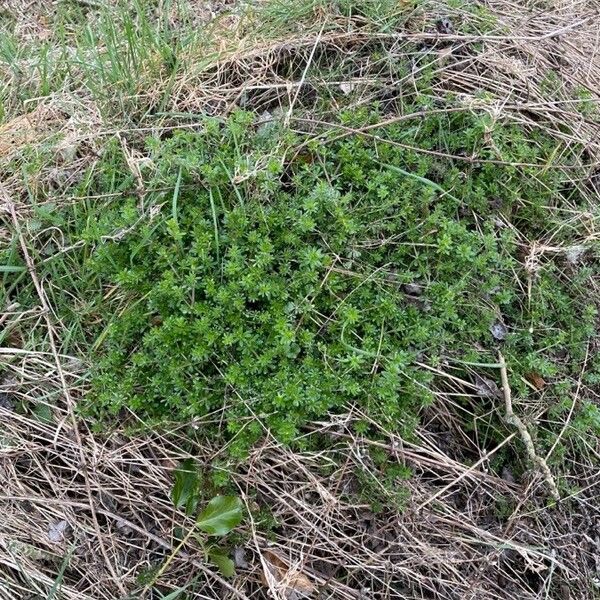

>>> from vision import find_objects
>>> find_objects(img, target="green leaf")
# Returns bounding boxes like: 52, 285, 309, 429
208, 550, 236, 577
196, 496, 243, 536
159, 587, 188, 600
0, 265, 26, 273
171, 459, 199, 515
47, 545, 75, 600
33, 403, 53, 424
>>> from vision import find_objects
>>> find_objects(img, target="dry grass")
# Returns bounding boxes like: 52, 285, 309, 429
1, 386, 598, 599
1, 0, 600, 598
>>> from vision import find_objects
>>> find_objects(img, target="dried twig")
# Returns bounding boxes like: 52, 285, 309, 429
498, 352, 560, 502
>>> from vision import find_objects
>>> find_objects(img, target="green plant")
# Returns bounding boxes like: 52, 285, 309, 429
46, 104, 593, 456
4, 94, 594, 462
2, 0, 598, 483
158, 459, 244, 582
1, 1, 599, 598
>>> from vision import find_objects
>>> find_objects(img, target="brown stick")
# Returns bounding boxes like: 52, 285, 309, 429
498, 352, 560, 501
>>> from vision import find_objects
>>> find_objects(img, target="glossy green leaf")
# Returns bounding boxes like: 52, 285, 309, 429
208, 550, 236, 577
171, 458, 199, 515
197, 496, 243, 536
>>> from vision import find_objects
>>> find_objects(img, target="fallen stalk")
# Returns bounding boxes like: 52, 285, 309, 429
498, 352, 560, 502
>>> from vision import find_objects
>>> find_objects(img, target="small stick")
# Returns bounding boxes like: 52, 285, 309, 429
498, 352, 560, 501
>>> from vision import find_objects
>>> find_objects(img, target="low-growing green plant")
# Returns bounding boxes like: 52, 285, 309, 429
16, 101, 589, 455
1, 1, 599, 598
167, 459, 243, 579
3, 101, 598, 459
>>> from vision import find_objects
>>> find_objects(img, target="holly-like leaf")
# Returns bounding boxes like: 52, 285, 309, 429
197, 496, 243, 536
208, 550, 236, 577
171, 458, 199, 515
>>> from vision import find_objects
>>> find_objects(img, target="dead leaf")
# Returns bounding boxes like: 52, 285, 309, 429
401, 282, 423, 296
525, 372, 546, 390
436, 17, 455, 34
0, 392, 14, 411
233, 546, 248, 569
339, 82, 355, 95
565, 244, 586, 264
473, 374, 501, 398
257, 110, 273, 124
501, 466, 516, 484
47, 520, 69, 543
490, 321, 508, 341
260, 550, 316, 598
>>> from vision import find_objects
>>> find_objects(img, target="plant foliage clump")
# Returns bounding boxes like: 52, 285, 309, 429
62, 108, 597, 448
